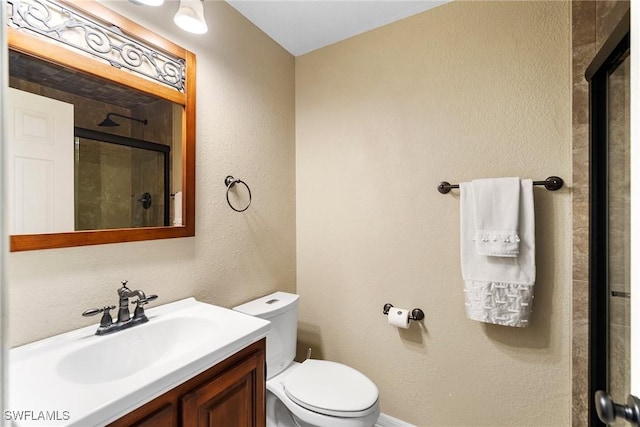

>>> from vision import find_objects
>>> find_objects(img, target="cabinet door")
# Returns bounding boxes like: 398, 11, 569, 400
107, 340, 265, 427
109, 402, 176, 427
130, 403, 176, 427
181, 352, 264, 427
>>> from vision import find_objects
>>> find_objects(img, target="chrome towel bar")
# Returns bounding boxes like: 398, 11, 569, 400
437, 176, 564, 194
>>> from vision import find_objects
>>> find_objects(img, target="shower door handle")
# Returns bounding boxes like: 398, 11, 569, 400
595, 391, 640, 426
137, 192, 152, 209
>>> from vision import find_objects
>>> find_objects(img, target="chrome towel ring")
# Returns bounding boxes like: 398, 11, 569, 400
225, 175, 252, 212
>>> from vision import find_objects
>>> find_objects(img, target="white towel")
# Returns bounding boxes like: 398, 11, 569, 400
173, 191, 183, 226
460, 179, 535, 327
472, 177, 521, 257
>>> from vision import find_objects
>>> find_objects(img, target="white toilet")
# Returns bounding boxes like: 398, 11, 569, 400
234, 292, 380, 427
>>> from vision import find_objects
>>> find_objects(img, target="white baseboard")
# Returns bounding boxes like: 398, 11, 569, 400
376, 412, 415, 427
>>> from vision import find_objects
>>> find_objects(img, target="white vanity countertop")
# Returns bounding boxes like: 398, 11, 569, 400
7, 297, 270, 427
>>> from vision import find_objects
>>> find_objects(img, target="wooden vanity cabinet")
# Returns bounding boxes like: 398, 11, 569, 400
108, 339, 266, 427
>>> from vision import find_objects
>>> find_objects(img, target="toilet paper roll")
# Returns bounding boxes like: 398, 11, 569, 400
388, 308, 411, 329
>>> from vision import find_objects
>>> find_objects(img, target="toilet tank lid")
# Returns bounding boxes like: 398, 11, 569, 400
233, 291, 299, 319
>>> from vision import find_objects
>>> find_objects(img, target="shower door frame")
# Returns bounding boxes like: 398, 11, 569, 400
585, 9, 630, 427
74, 127, 171, 227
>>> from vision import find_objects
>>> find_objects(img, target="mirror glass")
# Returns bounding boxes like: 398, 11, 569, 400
8, 50, 183, 234
6, 0, 196, 251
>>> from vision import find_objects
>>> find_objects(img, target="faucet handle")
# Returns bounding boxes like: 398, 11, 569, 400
82, 308, 102, 317
132, 295, 157, 322
133, 294, 158, 306
117, 280, 131, 297
82, 305, 116, 316
82, 305, 116, 327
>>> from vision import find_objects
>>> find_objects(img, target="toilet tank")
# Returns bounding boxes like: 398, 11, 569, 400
233, 292, 299, 379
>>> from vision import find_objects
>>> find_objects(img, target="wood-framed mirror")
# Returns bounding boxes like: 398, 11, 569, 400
5, 0, 196, 251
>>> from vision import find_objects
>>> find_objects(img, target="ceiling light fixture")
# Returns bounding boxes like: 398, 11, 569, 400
129, 0, 165, 6
174, 0, 208, 35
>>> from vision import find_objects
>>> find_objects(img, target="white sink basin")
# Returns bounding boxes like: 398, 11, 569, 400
8, 298, 270, 426
57, 315, 217, 384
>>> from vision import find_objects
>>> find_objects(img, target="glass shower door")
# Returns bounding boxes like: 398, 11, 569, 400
586, 10, 637, 427
606, 51, 631, 427
130, 146, 166, 228
74, 129, 170, 231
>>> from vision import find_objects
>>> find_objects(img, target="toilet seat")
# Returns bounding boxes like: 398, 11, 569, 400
282, 360, 379, 418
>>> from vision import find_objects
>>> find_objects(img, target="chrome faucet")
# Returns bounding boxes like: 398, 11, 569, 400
117, 280, 146, 323
82, 280, 157, 335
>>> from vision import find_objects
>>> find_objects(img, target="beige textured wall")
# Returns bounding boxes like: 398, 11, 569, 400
6, 1, 296, 347
296, 2, 572, 426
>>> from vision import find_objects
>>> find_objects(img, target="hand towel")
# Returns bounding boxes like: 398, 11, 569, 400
460, 179, 535, 327
472, 177, 521, 257
173, 191, 183, 226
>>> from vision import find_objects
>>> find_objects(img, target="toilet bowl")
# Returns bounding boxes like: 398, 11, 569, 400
233, 292, 380, 427
267, 360, 380, 427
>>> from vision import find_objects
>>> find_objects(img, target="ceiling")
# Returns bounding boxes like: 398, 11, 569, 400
9, 1, 449, 103
225, 1, 449, 56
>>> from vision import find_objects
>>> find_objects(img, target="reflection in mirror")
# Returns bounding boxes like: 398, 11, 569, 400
74, 128, 171, 230
8, 51, 182, 234
6, 0, 196, 251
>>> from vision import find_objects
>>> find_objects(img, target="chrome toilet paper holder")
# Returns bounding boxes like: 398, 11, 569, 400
383, 303, 424, 322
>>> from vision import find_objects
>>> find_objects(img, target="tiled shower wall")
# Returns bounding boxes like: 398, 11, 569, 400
572, 1, 630, 426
